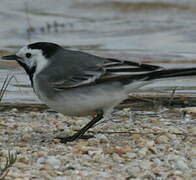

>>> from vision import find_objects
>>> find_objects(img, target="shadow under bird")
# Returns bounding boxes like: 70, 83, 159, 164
2, 42, 196, 143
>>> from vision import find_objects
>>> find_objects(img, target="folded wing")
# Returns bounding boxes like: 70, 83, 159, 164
52, 57, 162, 89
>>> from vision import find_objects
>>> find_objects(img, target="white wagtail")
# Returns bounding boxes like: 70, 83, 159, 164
2, 42, 196, 143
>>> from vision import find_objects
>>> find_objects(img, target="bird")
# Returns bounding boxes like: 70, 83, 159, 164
2, 42, 196, 143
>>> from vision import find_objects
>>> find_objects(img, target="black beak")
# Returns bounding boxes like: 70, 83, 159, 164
1, 54, 20, 61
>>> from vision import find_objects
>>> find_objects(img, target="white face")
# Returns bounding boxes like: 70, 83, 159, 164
16, 46, 48, 73
16, 46, 43, 67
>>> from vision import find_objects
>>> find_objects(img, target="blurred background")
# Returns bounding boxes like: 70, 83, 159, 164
1, 0, 196, 103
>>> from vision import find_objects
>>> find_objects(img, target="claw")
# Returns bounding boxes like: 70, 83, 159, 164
56, 135, 95, 143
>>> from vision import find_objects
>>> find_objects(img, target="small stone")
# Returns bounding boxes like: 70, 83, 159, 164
87, 138, 100, 145
146, 140, 154, 147
37, 157, 45, 164
20, 134, 32, 142
156, 135, 169, 144
176, 177, 184, 180
11, 108, 18, 112
15, 162, 29, 170
167, 133, 177, 140
45, 156, 61, 169
88, 149, 103, 156
152, 167, 161, 175
40, 171, 53, 180
56, 113, 66, 120
191, 159, 196, 169
104, 146, 132, 155
80, 146, 97, 153
7, 171, 30, 179
17, 157, 29, 164
29, 112, 40, 118
138, 147, 148, 157
126, 166, 140, 176
173, 170, 183, 175
139, 170, 156, 179
55, 176, 67, 180
140, 161, 152, 170
95, 134, 108, 143
175, 159, 189, 170
126, 152, 136, 159
189, 148, 196, 156
112, 153, 123, 162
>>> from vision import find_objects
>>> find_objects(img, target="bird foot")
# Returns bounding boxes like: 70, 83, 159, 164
56, 135, 94, 143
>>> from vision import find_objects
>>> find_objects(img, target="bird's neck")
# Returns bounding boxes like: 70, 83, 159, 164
17, 61, 36, 86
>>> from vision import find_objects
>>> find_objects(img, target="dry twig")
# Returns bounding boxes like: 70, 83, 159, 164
0, 151, 17, 180
90, 130, 196, 137
0, 75, 15, 102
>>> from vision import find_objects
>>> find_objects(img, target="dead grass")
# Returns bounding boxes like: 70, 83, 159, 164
0, 151, 17, 180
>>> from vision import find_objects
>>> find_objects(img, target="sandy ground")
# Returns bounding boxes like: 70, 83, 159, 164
0, 107, 195, 180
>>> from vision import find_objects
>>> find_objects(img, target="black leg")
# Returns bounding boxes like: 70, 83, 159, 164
57, 110, 104, 143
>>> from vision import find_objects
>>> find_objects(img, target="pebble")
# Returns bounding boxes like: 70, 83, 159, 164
138, 147, 148, 157
173, 170, 183, 175
95, 134, 108, 143
11, 108, 18, 113
126, 152, 137, 159
112, 153, 123, 162
55, 176, 67, 180
45, 156, 61, 169
191, 159, 196, 169
126, 166, 141, 176
0, 108, 195, 180
146, 140, 154, 147
156, 135, 170, 144
140, 160, 152, 169
167, 133, 177, 140
88, 149, 103, 156
37, 157, 46, 164
175, 159, 189, 170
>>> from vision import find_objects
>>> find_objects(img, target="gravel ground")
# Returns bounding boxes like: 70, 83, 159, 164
0, 107, 195, 180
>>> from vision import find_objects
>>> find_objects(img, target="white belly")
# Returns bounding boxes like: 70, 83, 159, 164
34, 81, 127, 116
49, 87, 126, 116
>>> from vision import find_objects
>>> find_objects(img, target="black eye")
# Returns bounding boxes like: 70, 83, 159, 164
26, 53, 31, 58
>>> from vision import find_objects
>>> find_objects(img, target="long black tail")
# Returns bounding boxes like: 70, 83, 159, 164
145, 67, 196, 81
97, 66, 196, 86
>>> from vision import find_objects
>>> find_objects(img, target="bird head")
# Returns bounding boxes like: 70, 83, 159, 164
2, 42, 61, 75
